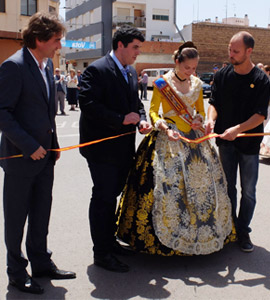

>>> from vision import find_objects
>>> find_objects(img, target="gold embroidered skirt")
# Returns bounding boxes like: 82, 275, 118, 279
117, 127, 237, 256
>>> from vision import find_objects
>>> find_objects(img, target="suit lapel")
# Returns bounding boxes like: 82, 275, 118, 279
106, 54, 131, 93
23, 47, 49, 104
45, 61, 55, 103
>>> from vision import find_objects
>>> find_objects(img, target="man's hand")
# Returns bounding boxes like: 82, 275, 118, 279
139, 120, 152, 134
220, 125, 240, 141
123, 112, 140, 125
30, 146, 47, 160
205, 120, 215, 135
56, 151, 61, 161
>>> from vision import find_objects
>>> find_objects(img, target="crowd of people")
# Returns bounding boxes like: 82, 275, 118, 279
0, 11, 270, 296
54, 67, 82, 114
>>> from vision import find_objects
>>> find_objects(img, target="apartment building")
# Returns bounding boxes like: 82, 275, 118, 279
64, 0, 177, 71
0, 0, 60, 66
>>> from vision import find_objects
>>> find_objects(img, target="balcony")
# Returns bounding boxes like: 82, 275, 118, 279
113, 16, 146, 28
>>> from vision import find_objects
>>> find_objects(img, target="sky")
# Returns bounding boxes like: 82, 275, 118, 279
176, 0, 270, 29
59, 0, 270, 29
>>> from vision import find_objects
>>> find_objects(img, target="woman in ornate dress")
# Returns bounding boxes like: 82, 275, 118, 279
117, 42, 236, 256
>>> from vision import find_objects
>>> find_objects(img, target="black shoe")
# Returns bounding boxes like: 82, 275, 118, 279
94, 253, 129, 273
9, 276, 44, 294
239, 232, 254, 252
112, 241, 135, 256
32, 261, 76, 280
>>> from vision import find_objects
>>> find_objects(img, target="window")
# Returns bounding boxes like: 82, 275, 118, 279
152, 8, 169, 21
0, 0, 5, 12
21, 0, 37, 16
152, 15, 169, 21
49, 6, 56, 14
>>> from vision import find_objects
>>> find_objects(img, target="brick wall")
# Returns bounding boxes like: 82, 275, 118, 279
135, 40, 180, 74
192, 22, 270, 73
135, 24, 270, 75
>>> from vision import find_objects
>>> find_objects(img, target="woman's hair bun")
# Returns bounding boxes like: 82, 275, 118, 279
178, 41, 197, 54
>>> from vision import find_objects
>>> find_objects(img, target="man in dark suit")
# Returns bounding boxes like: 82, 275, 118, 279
0, 12, 76, 295
79, 25, 152, 273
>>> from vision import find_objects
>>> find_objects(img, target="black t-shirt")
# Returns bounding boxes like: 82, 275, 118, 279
209, 64, 270, 154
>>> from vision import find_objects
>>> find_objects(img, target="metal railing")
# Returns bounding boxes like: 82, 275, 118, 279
113, 16, 146, 28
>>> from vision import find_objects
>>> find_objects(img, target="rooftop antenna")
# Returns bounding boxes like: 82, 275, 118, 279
197, 0, 199, 22
225, 0, 228, 24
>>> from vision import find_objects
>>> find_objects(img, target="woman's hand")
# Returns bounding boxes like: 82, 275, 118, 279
166, 128, 181, 141
191, 115, 203, 130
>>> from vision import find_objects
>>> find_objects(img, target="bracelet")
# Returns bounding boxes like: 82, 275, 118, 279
165, 125, 172, 132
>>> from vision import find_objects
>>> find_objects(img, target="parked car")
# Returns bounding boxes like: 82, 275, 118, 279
141, 68, 173, 88
202, 82, 211, 98
199, 72, 214, 84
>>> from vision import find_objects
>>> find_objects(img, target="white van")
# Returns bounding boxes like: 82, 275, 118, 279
141, 68, 173, 88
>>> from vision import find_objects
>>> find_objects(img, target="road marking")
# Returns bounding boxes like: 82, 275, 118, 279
58, 134, 79, 138
56, 121, 67, 128
56, 121, 79, 129
72, 121, 79, 128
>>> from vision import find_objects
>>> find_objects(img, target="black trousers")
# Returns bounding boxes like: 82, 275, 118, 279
87, 159, 132, 257
3, 160, 54, 280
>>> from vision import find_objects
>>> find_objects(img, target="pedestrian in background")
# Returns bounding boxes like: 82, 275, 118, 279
209, 63, 219, 85
0, 12, 76, 295
76, 69, 82, 108
141, 71, 148, 100
138, 72, 144, 99
206, 31, 270, 253
66, 68, 78, 111
54, 67, 67, 115
260, 64, 270, 156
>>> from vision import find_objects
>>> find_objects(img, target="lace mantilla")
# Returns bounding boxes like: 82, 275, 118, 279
167, 70, 203, 109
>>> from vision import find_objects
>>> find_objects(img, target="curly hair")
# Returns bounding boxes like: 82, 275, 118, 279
23, 12, 65, 49
112, 25, 145, 50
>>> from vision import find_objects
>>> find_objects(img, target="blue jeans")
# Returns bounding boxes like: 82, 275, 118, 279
219, 143, 259, 234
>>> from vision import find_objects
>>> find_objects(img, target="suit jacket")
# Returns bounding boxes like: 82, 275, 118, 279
79, 53, 147, 165
0, 47, 59, 176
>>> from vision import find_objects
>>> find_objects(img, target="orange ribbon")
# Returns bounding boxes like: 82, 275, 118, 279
179, 132, 270, 144
1, 131, 270, 160
0, 131, 136, 160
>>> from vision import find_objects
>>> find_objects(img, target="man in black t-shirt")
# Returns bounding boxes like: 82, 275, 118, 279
206, 31, 270, 253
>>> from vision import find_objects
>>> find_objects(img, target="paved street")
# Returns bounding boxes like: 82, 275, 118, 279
1, 93, 270, 299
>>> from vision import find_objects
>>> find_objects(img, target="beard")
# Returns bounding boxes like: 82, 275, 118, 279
230, 55, 246, 66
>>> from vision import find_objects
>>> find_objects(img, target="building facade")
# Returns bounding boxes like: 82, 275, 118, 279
222, 14, 249, 27
64, 0, 177, 71
0, 0, 60, 66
